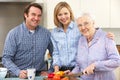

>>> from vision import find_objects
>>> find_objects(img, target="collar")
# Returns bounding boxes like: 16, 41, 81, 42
56, 21, 74, 32
22, 22, 39, 33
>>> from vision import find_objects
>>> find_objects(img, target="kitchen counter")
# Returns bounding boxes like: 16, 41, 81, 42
3, 76, 46, 80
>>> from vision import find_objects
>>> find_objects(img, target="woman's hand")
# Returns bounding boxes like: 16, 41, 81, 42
107, 32, 115, 40
64, 70, 70, 74
67, 72, 78, 80
83, 63, 95, 75
54, 66, 59, 73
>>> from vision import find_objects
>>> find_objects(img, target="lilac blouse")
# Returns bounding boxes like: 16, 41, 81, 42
72, 28, 120, 80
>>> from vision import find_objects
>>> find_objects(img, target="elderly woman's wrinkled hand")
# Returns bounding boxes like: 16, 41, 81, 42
83, 63, 95, 75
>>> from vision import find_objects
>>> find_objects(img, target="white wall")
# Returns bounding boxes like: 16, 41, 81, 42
36, 0, 80, 29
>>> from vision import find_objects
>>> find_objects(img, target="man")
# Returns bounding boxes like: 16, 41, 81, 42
2, 3, 53, 79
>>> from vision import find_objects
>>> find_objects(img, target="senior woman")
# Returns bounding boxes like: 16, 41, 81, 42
71, 13, 120, 80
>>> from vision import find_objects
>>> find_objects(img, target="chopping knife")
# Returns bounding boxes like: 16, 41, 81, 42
64, 72, 84, 77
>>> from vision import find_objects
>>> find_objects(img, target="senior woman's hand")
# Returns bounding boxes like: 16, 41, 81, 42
83, 63, 95, 75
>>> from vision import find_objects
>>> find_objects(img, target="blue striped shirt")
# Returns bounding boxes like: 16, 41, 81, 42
2, 22, 53, 76
51, 21, 81, 67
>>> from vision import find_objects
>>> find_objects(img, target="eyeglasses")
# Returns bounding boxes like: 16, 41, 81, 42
78, 22, 90, 27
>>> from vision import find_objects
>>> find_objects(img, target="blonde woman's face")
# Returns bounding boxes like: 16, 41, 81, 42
57, 7, 71, 27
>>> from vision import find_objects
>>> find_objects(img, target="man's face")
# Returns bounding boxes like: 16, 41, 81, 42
24, 6, 42, 30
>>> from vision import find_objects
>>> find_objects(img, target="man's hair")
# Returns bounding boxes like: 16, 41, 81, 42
24, 3, 42, 20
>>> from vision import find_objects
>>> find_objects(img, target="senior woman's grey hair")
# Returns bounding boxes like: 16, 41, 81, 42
75, 12, 95, 22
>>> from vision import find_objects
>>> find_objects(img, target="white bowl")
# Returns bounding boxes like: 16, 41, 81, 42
0, 67, 7, 78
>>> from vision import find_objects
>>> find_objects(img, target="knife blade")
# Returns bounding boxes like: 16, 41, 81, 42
64, 72, 84, 77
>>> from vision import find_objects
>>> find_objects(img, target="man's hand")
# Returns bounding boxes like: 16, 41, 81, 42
40, 71, 48, 76
19, 70, 27, 79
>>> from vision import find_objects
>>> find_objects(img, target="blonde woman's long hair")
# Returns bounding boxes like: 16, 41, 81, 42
54, 2, 74, 27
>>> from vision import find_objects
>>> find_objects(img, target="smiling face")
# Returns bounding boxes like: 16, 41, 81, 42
57, 7, 71, 28
24, 6, 42, 30
77, 15, 95, 38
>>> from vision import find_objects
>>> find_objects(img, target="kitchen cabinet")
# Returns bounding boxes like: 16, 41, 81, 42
114, 67, 120, 80
80, 0, 110, 28
114, 46, 120, 80
80, 0, 120, 28
116, 45, 120, 54
110, 0, 120, 28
